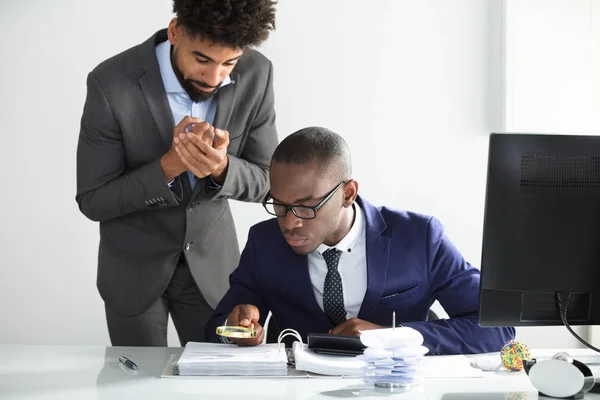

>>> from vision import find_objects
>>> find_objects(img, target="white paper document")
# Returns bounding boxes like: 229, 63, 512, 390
175, 342, 288, 376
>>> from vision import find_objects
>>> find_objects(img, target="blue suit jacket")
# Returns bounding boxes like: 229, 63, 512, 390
206, 196, 515, 354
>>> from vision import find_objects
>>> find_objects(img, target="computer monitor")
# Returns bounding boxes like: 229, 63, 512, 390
479, 133, 600, 328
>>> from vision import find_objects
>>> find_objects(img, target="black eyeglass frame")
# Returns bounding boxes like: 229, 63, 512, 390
262, 180, 349, 220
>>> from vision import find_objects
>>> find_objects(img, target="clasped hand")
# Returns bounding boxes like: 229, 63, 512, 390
173, 117, 230, 183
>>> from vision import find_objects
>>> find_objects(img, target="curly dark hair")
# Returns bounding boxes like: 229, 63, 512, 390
172, 0, 276, 48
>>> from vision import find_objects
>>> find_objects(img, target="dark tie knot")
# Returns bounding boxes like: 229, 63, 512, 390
322, 248, 343, 271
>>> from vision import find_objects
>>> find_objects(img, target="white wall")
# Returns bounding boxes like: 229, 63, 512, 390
504, 0, 600, 348
0, 0, 592, 349
505, 0, 600, 134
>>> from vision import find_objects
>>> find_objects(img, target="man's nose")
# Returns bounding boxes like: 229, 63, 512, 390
280, 210, 302, 230
203, 66, 222, 87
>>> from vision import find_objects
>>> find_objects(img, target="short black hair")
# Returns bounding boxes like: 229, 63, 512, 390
172, 0, 276, 48
272, 127, 352, 182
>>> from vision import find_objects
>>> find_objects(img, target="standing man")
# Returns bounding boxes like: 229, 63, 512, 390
76, 0, 278, 346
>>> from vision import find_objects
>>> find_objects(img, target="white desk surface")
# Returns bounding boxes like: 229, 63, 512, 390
0, 345, 599, 400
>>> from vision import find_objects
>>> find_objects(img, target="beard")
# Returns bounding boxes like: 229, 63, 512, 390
171, 47, 222, 102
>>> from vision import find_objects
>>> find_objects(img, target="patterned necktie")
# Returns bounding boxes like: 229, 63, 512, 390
322, 248, 347, 325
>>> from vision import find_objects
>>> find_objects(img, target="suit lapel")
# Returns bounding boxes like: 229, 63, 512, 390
139, 73, 175, 150
213, 71, 240, 130
357, 198, 391, 321
138, 30, 175, 150
291, 251, 333, 327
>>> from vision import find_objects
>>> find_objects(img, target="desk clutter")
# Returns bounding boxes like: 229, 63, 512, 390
164, 325, 482, 392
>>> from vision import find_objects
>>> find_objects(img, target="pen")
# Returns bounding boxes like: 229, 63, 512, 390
119, 355, 138, 370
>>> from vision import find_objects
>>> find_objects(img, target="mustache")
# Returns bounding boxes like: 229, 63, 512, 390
282, 231, 307, 238
189, 79, 220, 89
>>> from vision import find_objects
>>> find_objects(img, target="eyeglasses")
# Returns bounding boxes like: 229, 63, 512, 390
262, 180, 348, 220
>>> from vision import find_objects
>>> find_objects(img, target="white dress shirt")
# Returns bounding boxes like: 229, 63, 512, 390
308, 202, 367, 319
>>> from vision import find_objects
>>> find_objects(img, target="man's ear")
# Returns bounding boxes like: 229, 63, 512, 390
167, 18, 179, 45
343, 180, 359, 207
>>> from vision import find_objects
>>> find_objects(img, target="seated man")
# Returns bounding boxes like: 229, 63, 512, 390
205, 127, 515, 354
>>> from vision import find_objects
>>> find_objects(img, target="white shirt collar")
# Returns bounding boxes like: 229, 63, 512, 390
316, 202, 364, 256
156, 40, 232, 97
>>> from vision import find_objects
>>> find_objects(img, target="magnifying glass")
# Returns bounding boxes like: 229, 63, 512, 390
216, 325, 256, 339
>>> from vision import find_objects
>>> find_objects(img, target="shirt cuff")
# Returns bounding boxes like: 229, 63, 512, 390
204, 175, 223, 195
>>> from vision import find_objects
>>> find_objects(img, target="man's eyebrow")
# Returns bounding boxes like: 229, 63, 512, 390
192, 50, 213, 61
192, 51, 242, 63
270, 194, 315, 204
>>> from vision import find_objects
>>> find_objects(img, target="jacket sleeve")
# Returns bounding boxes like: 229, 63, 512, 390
402, 217, 515, 354
76, 72, 179, 222
205, 227, 269, 342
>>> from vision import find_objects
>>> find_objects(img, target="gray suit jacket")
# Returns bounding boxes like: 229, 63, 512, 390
76, 29, 278, 316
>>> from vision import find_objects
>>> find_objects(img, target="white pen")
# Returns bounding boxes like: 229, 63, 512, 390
392, 311, 396, 330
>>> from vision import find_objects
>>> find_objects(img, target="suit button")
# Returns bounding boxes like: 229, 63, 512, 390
184, 242, 193, 251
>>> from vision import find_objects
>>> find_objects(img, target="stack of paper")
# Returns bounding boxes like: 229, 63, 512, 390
357, 327, 429, 388
176, 342, 288, 376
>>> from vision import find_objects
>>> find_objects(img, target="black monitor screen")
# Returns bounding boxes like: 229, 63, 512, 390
479, 133, 600, 327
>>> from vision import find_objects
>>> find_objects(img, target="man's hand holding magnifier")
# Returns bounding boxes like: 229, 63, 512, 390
221, 304, 265, 346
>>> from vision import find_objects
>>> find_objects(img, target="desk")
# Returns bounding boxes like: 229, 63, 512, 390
0, 345, 599, 399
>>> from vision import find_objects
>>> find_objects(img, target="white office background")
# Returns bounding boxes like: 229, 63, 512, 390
0, 0, 598, 348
